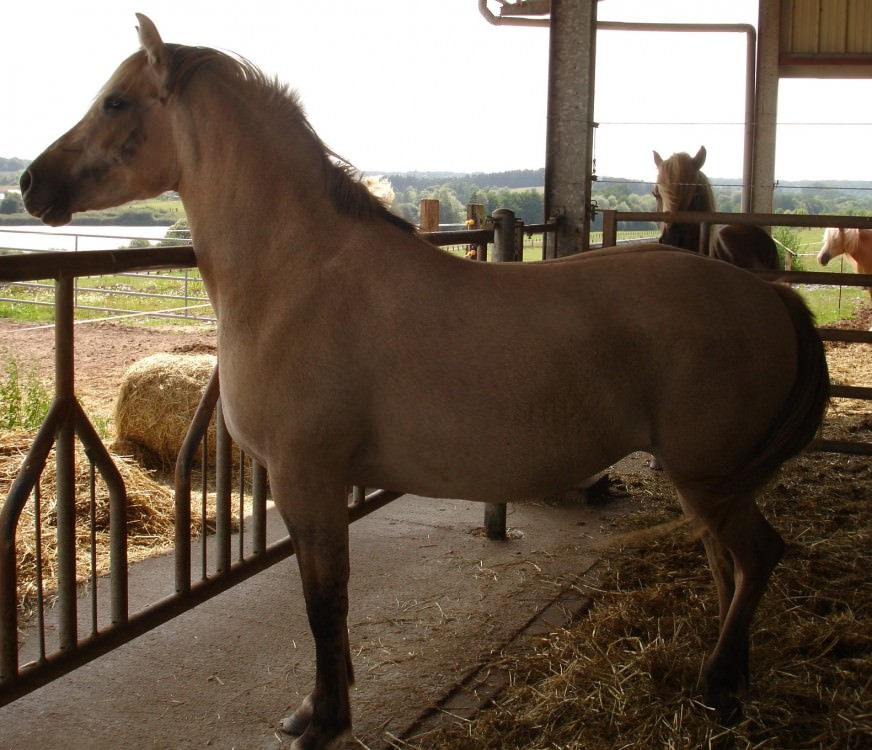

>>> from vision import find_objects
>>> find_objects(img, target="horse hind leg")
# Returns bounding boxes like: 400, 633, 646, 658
675, 485, 784, 724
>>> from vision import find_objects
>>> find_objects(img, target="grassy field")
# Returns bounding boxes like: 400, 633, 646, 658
0, 268, 211, 325
0, 197, 185, 226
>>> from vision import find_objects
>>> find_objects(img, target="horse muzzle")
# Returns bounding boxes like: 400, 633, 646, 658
20, 165, 73, 227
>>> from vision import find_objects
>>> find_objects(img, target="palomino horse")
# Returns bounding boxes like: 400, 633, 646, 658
818, 227, 872, 300
21, 16, 828, 749
653, 146, 780, 270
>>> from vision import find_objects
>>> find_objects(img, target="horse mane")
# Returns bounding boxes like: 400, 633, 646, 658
157, 44, 416, 235
657, 152, 716, 213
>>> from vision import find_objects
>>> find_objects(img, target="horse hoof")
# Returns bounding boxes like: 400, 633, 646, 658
704, 690, 744, 726
280, 714, 307, 737
280, 695, 314, 736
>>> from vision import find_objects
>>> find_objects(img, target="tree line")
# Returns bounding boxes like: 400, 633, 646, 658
385, 169, 872, 229
3, 158, 872, 226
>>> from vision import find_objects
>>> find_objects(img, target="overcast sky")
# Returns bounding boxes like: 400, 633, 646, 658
3, 1, 870, 182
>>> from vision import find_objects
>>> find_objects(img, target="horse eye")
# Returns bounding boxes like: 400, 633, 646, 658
102, 95, 128, 114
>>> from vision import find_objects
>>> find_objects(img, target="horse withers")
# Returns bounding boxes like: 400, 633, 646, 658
818, 227, 872, 301
653, 146, 780, 270
20, 16, 829, 749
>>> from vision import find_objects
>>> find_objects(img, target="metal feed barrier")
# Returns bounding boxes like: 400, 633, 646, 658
0, 215, 549, 706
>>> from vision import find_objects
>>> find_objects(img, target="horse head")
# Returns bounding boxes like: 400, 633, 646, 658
21, 15, 178, 226
817, 227, 847, 266
652, 146, 715, 251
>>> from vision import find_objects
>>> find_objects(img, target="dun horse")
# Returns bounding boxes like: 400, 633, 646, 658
818, 227, 872, 300
21, 17, 829, 749
653, 146, 780, 270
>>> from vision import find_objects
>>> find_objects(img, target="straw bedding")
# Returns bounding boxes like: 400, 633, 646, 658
1, 430, 176, 615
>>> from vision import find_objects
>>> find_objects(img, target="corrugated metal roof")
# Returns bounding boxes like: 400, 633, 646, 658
780, 0, 872, 75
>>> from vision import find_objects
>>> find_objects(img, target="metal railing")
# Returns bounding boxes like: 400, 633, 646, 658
0, 218, 559, 706
0, 237, 213, 323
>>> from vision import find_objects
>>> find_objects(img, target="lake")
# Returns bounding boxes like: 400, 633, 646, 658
0, 225, 183, 253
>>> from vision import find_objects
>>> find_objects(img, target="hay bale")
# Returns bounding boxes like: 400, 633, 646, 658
113, 353, 217, 469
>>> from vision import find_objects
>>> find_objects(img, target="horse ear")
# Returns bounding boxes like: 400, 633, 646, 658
653, 151, 663, 167
136, 14, 167, 73
693, 146, 707, 169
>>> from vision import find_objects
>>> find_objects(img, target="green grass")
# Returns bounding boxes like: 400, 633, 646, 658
797, 284, 868, 326
0, 269, 212, 325
0, 197, 186, 227
0, 356, 51, 429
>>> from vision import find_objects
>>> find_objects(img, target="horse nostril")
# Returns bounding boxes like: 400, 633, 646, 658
19, 169, 32, 196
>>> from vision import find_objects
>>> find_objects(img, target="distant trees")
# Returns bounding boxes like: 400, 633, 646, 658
385, 171, 872, 230
0, 192, 23, 214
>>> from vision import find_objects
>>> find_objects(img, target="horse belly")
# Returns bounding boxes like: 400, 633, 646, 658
350, 361, 651, 502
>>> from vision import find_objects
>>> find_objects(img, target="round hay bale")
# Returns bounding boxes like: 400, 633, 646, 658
113, 352, 218, 469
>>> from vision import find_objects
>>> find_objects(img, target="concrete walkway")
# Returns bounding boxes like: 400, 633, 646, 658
0, 471, 639, 750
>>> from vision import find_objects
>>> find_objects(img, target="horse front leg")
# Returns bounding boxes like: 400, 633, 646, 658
272, 474, 354, 750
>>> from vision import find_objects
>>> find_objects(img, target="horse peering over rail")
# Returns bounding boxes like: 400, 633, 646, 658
818, 227, 872, 300
653, 146, 780, 270
20, 16, 829, 750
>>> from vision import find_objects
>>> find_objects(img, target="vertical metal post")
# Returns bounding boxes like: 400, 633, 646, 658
466, 203, 487, 260
54, 275, 77, 651
700, 222, 713, 256
544, 0, 598, 256
492, 208, 517, 263
252, 462, 268, 556
751, 0, 780, 214
483, 208, 518, 540
602, 210, 618, 248
215, 399, 233, 574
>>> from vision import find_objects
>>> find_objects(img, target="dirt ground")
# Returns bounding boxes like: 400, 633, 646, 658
0, 317, 217, 420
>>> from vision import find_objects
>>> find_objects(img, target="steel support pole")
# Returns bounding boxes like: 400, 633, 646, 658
544, 0, 597, 257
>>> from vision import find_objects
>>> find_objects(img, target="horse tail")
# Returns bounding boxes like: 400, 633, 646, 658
732, 283, 830, 491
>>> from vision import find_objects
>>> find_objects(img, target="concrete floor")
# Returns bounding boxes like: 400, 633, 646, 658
0, 472, 638, 750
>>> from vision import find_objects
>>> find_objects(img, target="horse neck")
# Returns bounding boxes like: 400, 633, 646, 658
174, 74, 334, 256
